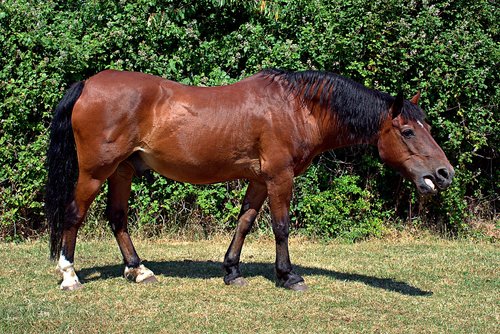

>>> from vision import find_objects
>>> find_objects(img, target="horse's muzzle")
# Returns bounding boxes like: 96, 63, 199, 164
417, 166, 454, 195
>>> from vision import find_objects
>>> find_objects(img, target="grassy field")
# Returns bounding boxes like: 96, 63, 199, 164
0, 236, 498, 333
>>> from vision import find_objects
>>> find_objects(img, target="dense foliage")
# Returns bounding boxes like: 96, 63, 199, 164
0, 0, 498, 241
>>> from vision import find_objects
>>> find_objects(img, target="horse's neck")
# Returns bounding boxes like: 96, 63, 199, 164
290, 83, 386, 152
313, 107, 381, 152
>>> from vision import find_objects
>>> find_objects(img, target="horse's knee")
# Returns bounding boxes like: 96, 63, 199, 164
106, 206, 127, 233
272, 221, 289, 243
106, 206, 125, 222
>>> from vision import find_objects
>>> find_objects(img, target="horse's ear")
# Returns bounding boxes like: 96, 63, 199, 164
391, 92, 404, 119
410, 91, 421, 105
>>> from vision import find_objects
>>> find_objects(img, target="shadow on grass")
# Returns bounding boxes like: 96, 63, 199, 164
79, 260, 432, 296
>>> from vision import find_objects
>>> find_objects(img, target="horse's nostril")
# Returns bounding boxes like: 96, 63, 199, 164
437, 167, 450, 180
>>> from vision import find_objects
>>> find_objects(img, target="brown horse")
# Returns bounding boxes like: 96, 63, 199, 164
46, 69, 454, 291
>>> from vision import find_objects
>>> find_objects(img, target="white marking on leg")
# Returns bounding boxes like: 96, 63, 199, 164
58, 254, 73, 271
124, 264, 155, 283
57, 255, 81, 290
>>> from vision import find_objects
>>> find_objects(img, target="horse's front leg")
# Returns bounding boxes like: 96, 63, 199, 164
223, 181, 267, 286
266, 172, 307, 291
107, 163, 157, 284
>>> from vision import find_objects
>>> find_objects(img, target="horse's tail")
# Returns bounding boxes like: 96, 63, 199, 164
46, 81, 85, 260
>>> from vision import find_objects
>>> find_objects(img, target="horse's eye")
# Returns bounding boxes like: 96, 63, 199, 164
402, 129, 415, 138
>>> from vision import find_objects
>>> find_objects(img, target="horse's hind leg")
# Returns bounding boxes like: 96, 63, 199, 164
223, 181, 267, 286
106, 162, 156, 283
58, 173, 103, 290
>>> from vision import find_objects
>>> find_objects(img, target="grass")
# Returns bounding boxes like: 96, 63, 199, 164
0, 236, 498, 333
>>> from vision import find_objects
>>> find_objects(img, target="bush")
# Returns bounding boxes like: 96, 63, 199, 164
293, 163, 387, 242
0, 0, 497, 240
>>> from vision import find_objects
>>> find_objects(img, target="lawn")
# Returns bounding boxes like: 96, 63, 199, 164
0, 236, 498, 333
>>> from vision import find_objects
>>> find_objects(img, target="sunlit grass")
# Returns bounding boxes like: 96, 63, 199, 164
0, 237, 498, 333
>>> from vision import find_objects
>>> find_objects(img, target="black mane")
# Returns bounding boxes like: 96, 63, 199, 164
262, 69, 425, 142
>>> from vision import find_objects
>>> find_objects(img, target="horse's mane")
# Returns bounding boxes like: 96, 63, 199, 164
261, 69, 425, 142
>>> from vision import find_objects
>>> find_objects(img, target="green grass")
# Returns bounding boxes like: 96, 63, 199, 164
0, 236, 498, 333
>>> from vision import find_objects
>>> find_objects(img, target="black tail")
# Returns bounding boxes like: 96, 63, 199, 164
46, 81, 85, 260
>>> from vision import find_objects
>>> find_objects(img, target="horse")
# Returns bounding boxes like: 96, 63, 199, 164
46, 69, 454, 291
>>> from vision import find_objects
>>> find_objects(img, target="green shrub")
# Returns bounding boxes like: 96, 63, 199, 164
0, 0, 497, 240
293, 164, 388, 242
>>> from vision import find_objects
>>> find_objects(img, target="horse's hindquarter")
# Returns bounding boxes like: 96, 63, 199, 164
72, 71, 162, 179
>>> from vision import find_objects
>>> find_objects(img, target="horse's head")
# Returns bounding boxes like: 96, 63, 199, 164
377, 92, 454, 195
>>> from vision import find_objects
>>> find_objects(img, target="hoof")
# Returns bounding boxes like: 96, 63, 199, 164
228, 277, 248, 287
288, 281, 308, 292
276, 272, 306, 291
58, 263, 82, 291
140, 275, 158, 284
61, 281, 83, 291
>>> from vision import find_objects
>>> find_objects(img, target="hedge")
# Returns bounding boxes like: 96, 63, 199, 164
0, 0, 498, 241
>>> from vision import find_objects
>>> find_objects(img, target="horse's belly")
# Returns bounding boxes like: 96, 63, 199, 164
138, 150, 261, 184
